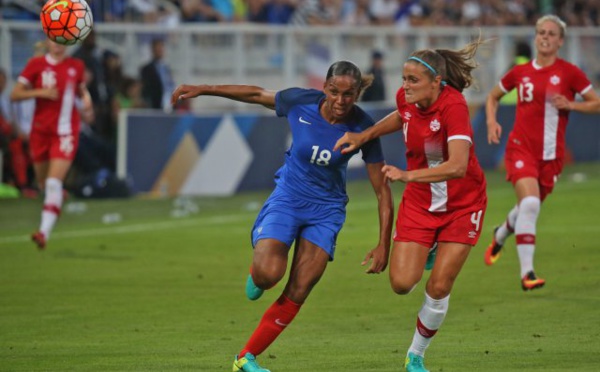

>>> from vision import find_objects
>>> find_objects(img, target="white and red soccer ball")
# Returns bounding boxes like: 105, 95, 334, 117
40, 0, 94, 46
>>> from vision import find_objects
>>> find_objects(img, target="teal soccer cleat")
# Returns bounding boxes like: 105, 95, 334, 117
425, 243, 438, 271
245, 274, 264, 301
404, 352, 429, 372
233, 352, 271, 372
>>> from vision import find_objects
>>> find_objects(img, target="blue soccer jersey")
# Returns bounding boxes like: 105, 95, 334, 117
274, 87, 384, 204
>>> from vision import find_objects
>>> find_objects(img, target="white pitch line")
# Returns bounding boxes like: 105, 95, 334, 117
0, 214, 253, 245
0, 201, 377, 246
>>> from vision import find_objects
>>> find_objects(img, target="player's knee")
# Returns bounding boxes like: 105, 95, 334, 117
426, 278, 453, 299
390, 275, 420, 295
519, 196, 541, 217
252, 263, 285, 288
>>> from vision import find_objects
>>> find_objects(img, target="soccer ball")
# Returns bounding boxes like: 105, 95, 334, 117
40, 0, 93, 46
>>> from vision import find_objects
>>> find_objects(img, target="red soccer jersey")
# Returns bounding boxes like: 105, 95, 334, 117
499, 58, 592, 161
17, 54, 85, 136
395, 86, 487, 213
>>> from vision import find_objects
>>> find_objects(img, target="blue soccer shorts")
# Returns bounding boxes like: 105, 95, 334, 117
250, 187, 346, 260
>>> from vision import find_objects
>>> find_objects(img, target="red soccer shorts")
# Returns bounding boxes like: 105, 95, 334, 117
29, 131, 79, 163
504, 141, 563, 201
393, 198, 486, 248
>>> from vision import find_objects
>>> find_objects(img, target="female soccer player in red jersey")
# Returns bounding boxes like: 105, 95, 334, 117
484, 15, 600, 290
334, 39, 487, 372
10, 40, 93, 249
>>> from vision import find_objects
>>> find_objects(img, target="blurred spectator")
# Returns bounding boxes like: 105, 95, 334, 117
127, 0, 180, 25
103, 50, 124, 141
247, 0, 297, 24
73, 31, 108, 108
179, 0, 225, 22
369, 0, 399, 25
103, 50, 124, 105
0, 68, 13, 183
209, 0, 235, 21
394, 0, 425, 29
361, 50, 386, 103
140, 38, 175, 111
89, 0, 127, 22
0, 65, 37, 197
114, 77, 146, 112
73, 31, 115, 141
290, 0, 340, 26
340, 0, 372, 26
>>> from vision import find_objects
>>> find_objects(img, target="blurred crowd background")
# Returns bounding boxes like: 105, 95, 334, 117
2, 0, 600, 27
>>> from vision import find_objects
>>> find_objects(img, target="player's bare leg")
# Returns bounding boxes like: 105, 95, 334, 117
235, 239, 328, 372
389, 241, 430, 295
246, 239, 290, 300
31, 159, 71, 249
514, 178, 545, 290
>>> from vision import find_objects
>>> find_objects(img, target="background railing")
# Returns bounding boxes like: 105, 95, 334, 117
2, 22, 600, 110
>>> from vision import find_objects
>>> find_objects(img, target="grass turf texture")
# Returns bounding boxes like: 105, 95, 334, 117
1, 164, 600, 371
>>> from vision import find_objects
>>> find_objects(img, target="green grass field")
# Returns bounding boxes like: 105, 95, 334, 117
1, 163, 600, 371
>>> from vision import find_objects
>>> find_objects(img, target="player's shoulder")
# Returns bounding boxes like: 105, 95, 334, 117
349, 104, 375, 129
65, 57, 85, 69
556, 58, 583, 73
440, 86, 467, 107
25, 56, 47, 68
278, 87, 324, 105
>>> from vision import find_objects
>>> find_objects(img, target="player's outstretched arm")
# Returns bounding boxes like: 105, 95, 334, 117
485, 85, 505, 145
334, 111, 402, 154
171, 84, 277, 110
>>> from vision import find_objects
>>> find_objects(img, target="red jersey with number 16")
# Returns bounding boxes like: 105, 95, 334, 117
17, 54, 85, 136
499, 58, 592, 161
396, 86, 487, 213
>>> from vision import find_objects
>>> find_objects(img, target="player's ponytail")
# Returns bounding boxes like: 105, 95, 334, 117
408, 35, 485, 93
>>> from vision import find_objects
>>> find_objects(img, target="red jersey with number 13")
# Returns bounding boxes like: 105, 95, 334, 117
17, 54, 85, 136
499, 58, 592, 161
396, 86, 487, 213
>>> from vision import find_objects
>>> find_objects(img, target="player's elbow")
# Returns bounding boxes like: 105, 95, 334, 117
447, 164, 467, 179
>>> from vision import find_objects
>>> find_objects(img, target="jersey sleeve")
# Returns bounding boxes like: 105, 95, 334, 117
568, 64, 592, 95
444, 99, 473, 144
360, 137, 384, 163
275, 88, 294, 117
18, 58, 40, 86
275, 88, 322, 117
499, 67, 517, 93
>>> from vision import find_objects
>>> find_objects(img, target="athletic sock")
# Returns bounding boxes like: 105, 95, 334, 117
515, 196, 540, 277
408, 292, 449, 357
495, 205, 518, 245
39, 178, 63, 239
239, 294, 302, 357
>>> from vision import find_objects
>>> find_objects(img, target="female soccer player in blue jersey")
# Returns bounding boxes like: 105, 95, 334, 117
171, 61, 394, 372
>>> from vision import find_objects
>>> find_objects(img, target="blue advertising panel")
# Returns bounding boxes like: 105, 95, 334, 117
120, 106, 600, 196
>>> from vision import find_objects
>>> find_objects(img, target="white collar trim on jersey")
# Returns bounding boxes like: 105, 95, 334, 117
532, 59, 542, 70
45, 54, 60, 66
